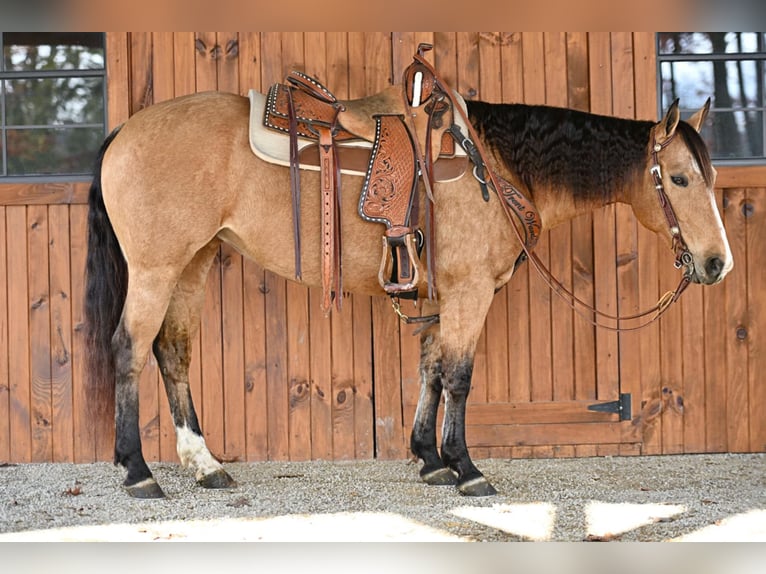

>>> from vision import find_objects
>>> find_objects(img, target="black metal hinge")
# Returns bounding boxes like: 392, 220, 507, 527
587, 393, 632, 421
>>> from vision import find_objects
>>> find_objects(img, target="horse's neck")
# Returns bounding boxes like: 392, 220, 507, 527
532, 179, 636, 231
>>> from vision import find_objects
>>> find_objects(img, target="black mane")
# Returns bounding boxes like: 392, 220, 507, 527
467, 100, 659, 205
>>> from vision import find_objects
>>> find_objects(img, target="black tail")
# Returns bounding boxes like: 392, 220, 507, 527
84, 127, 127, 432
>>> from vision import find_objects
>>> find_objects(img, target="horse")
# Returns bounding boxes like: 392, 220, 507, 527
84, 82, 732, 498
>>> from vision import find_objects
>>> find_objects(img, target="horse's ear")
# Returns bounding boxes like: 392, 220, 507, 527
656, 98, 681, 143
686, 97, 711, 133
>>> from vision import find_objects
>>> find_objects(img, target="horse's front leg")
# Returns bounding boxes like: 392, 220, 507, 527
410, 320, 457, 486
438, 287, 498, 496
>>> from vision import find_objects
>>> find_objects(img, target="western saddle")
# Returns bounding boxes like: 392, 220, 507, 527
261, 43, 541, 316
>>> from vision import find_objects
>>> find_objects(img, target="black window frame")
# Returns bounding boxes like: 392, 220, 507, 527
656, 32, 766, 167
0, 32, 108, 183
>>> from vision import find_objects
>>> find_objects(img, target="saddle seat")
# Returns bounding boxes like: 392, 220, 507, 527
249, 85, 468, 180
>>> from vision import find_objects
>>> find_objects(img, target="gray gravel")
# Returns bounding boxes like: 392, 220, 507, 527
0, 453, 764, 541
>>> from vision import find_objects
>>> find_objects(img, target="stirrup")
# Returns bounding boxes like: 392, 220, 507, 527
378, 230, 421, 298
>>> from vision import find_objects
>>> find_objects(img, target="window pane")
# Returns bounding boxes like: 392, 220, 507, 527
661, 60, 761, 110
658, 32, 761, 55
2, 32, 104, 71
5, 77, 105, 126
661, 61, 713, 109
6, 127, 104, 175
702, 110, 764, 159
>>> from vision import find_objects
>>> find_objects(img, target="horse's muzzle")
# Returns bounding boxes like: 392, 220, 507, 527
691, 254, 731, 285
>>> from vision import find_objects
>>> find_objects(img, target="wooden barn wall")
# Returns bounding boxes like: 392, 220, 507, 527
0, 32, 764, 465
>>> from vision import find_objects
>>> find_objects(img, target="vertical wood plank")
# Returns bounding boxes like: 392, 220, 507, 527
48, 205, 74, 462
659, 259, 685, 454
243, 260, 268, 461
238, 32, 262, 97
331, 295, 356, 460
746, 188, 766, 451
287, 279, 311, 461
0, 208, 8, 462
264, 265, 289, 460
724, 188, 749, 451
28, 205, 52, 462
352, 296, 374, 458
221, 247, 247, 461
69, 205, 94, 462
173, 32, 197, 97
372, 295, 405, 459
702, 196, 728, 452
105, 32, 130, 129
7, 207, 31, 462
308, 289, 333, 460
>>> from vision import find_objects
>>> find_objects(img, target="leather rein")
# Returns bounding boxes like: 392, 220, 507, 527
408, 45, 693, 333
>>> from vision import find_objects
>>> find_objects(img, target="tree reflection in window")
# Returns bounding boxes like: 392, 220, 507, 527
0, 32, 106, 178
658, 32, 765, 163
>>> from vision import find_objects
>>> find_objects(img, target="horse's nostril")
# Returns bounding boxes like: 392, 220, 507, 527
705, 256, 724, 279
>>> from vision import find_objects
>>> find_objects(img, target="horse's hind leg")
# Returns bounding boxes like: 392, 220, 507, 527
152, 240, 236, 489
113, 270, 180, 498
410, 320, 457, 486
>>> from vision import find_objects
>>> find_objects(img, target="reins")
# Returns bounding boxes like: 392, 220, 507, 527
404, 43, 693, 333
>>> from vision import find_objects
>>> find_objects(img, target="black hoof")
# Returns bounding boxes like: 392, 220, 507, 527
125, 477, 166, 499
197, 468, 237, 489
421, 466, 458, 486
458, 476, 498, 497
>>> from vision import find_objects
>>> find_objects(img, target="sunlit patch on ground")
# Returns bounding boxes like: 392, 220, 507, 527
451, 503, 557, 541
671, 509, 766, 542
585, 502, 686, 540
0, 512, 466, 542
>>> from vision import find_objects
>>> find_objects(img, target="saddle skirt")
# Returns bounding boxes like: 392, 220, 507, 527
248, 87, 470, 182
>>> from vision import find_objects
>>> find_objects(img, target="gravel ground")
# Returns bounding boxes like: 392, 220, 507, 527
0, 453, 764, 542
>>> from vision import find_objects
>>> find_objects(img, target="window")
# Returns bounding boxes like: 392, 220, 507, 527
0, 32, 106, 180
657, 32, 766, 164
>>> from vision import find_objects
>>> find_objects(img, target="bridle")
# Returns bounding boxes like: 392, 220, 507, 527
650, 132, 695, 276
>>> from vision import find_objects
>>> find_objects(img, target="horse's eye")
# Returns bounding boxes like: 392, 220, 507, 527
671, 175, 688, 187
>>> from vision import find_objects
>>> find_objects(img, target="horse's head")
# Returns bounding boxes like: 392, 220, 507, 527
631, 99, 733, 285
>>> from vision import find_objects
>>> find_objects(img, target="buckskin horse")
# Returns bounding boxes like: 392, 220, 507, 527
84, 50, 732, 499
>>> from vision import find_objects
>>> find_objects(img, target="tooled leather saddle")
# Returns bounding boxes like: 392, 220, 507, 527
258, 43, 541, 314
